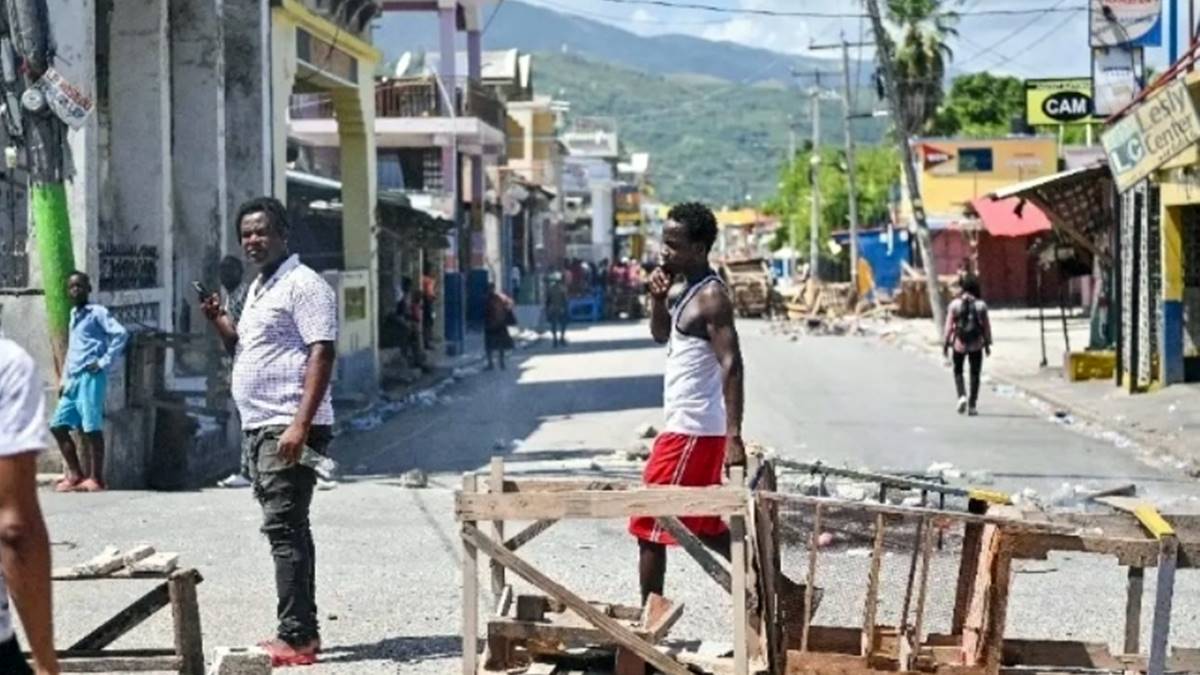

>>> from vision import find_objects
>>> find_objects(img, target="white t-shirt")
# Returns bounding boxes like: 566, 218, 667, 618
0, 339, 47, 642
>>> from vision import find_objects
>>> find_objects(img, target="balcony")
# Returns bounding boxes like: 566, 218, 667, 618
289, 77, 506, 155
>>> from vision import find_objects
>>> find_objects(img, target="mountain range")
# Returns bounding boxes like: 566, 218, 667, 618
373, 2, 887, 202
373, 1, 870, 87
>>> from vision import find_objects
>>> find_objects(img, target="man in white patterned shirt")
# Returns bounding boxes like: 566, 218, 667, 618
0, 338, 59, 674
201, 197, 337, 667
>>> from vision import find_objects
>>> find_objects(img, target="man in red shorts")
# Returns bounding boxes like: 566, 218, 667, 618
630, 201, 745, 604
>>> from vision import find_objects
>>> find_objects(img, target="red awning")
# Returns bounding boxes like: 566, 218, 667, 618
970, 196, 1052, 238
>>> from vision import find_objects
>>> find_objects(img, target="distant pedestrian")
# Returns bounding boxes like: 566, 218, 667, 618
50, 271, 128, 493
944, 274, 992, 416
545, 273, 569, 347
219, 255, 250, 328
0, 338, 60, 674
509, 264, 523, 302
201, 197, 338, 667
631, 202, 745, 605
485, 283, 515, 370
421, 264, 437, 349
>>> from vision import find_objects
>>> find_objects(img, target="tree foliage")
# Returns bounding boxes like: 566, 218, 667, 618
930, 72, 1025, 136
887, 0, 961, 134
766, 145, 900, 251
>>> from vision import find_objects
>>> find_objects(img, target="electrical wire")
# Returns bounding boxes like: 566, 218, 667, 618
592, 0, 1087, 19
952, 0, 1072, 68
483, 0, 507, 34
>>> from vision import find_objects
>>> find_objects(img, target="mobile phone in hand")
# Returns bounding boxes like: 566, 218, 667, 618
192, 281, 210, 299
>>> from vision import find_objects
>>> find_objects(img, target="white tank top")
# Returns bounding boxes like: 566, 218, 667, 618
663, 275, 727, 436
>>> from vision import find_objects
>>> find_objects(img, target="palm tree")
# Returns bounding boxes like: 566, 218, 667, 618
886, 0, 961, 134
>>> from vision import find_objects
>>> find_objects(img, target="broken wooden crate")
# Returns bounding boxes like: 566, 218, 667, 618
759, 473, 1200, 675
46, 546, 202, 674
458, 457, 759, 675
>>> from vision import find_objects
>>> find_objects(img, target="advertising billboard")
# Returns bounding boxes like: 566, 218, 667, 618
1025, 78, 1097, 125
1101, 80, 1200, 192
1092, 45, 1144, 116
1089, 0, 1162, 47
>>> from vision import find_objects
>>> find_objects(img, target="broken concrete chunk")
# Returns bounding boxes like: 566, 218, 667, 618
121, 545, 156, 568
209, 646, 271, 675
636, 424, 658, 440
73, 546, 124, 577
128, 552, 179, 575
624, 443, 651, 461
400, 468, 428, 489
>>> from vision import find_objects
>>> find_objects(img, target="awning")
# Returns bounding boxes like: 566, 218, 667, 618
969, 196, 1051, 238
985, 162, 1113, 262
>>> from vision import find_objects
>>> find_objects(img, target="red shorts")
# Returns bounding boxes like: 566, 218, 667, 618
628, 432, 728, 545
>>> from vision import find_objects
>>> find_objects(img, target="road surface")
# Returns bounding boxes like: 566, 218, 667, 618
35, 320, 1199, 672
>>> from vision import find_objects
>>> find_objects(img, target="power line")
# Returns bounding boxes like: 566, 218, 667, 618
953, 0, 1072, 68
592, 0, 1087, 19
483, 0, 507, 33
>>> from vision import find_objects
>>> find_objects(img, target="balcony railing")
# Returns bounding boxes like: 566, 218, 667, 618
290, 77, 506, 132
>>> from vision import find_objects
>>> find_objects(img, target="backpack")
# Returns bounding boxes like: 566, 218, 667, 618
956, 298, 982, 343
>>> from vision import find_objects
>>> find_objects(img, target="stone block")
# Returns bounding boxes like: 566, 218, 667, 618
209, 646, 271, 675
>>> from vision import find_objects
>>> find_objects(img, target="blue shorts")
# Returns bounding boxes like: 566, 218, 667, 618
51, 371, 107, 433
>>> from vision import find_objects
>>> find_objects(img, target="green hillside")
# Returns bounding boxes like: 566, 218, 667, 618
534, 52, 887, 204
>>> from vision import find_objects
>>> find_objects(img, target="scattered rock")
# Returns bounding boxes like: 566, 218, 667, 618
816, 532, 835, 548
400, 468, 429, 489
624, 443, 651, 461
210, 646, 271, 675
636, 424, 658, 440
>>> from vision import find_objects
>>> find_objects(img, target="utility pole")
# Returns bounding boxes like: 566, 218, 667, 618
864, 0, 946, 333
793, 69, 838, 283
811, 36, 872, 292
2, 0, 75, 374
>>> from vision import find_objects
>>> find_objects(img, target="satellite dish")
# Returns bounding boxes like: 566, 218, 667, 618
394, 52, 413, 77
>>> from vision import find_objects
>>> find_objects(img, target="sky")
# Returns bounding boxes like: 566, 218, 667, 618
510, 0, 1177, 80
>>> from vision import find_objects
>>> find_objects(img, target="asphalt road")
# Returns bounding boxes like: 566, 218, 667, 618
33, 320, 1200, 672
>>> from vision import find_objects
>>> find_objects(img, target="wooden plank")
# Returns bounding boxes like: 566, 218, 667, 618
58, 655, 183, 673
456, 486, 747, 521
1125, 566, 1144, 655
731, 507, 749, 675
1148, 536, 1179, 675
647, 599, 685, 642
953, 499, 989, 635
801, 504, 822, 653
862, 514, 886, 658
961, 524, 1000, 663
68, 581, 171, 651
490, 458, 506, 601
463, 473, 480, 675
462, 525, 691, 675
760, 492, 1072, 533
486, 616, 653, 645
504, 519, 557, 551
495, 584, 513, 618
754, 482, 785, 675
490, 478, 631, 493
980, 531, 1014, 670
168, 569, 205, 675
1097, 497, 1176, 539
655, 516, 732, 594
899, 517, 927, 635
910, 518, 937, 665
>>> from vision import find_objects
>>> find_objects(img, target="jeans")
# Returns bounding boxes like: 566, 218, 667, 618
244, 424, 332, 646
0, 636, 32, 674
953, 350, 984, 407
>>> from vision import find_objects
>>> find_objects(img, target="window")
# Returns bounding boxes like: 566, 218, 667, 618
958, 148, 994, 173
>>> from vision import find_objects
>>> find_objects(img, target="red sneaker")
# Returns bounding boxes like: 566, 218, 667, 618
258, 638, 318, 667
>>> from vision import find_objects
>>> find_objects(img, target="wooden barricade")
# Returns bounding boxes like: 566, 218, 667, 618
46, 568, 204, 674
456, 457, 755, 675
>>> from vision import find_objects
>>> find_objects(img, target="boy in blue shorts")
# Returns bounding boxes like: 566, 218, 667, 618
51, 271, 127, 492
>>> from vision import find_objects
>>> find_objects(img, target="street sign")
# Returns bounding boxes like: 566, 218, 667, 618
1026, 79, 1096, 125
33, 68, 93, 129
1090, 0, 1163, 47
1093, 46, 1144, 116
1101, 80, 1200, 192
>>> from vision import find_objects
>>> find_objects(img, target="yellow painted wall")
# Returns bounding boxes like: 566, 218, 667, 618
902, 137, 1058, 219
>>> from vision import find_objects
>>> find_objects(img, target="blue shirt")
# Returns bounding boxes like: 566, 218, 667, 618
64, 304, 128, 380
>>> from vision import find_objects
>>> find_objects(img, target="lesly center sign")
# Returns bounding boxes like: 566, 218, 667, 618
1102, 80, 1200, 192
1026, 78, 1096, 125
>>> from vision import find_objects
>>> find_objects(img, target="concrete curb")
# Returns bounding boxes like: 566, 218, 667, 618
883, 329, 1192, 471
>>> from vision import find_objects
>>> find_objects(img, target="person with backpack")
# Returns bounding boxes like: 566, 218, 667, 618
943, 274, 992, 416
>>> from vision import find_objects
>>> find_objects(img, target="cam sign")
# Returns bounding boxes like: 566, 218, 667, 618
1102, 80, 1200, 192
1026, 79, 1096, 125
